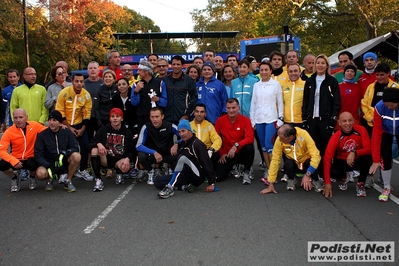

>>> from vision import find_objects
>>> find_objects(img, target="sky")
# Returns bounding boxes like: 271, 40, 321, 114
113, 0, 209, 32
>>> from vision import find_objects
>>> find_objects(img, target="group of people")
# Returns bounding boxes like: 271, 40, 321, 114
0, 49, 398, 202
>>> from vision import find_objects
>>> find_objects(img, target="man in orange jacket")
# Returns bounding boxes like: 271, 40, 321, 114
0, 108, 46, 192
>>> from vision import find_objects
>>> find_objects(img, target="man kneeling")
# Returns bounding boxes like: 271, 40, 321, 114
155, 120, 217, 198
88, 108, 135, 191
35, 110, 81, 192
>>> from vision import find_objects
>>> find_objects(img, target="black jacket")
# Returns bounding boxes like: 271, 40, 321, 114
178, 135, 217, 185
34, 127, 80, 168
302, 73, 341, 120
112, 88, 138, 133
163, 72, 197, 123
94, 83, 119, 126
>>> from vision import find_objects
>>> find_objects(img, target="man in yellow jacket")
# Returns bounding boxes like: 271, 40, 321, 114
260, 124, 322, 194
55, 73, 93, 181
189, 104, 222, 163
281, 64, 306, 127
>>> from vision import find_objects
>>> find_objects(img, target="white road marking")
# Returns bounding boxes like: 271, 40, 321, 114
373, 184, 399, 205
394, 159, 399, 165
83, 182, 136, 234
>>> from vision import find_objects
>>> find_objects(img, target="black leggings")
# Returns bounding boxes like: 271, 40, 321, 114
380, 132, 398, 170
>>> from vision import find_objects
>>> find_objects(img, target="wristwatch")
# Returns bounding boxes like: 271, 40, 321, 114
234, 142, 239, 148
306, 171, 312, 177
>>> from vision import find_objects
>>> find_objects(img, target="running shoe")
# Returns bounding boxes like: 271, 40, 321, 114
182, 183, 195, 193
313, 179, 324, 192
242, 171, 251, 185
147, 169, 155, 185
93, 178, 104, 192
11, 177, 20, 192
29, 176, 38, 190
281, 174, 288, 182
75, 169, 94, 181
45, 180, 54, 191
379, 188, 391, 202
286, 178, 297, 191
64, 180, 77, 193
356, 182, 366, 197
365, 175, 374, 189
58, 174, 68, 184
115, 174, 124, 185
158, 185, 174, 199
19, 169, 29, 181
106, 169, 113, 179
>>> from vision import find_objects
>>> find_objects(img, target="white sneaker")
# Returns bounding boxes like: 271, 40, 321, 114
147, 169, 155, 185
242, 171, 251, 185
75, 169, 94, 181
58, 174, 68, 184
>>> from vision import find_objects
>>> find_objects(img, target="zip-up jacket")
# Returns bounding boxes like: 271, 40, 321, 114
34, 127, 80, 168
281, 79, 305, 123
196, 76, 228, 124
94, 83, 119, 126
0, 121, 46, 166
372, 100, 399, 163
324, 125, 371, 184
87, 122, 135, 161
178, 135, 217, 185
136, 120, 180, 155
190, 119, 222, 151
302, 73, 341, 120
361, 80, 398, 126
2, 82, 21, 126
131, 77, 167, 117
163, 72, 197, 123
268, 127, 321, 183
230, 75, 258, 118
56, 86, 92, 126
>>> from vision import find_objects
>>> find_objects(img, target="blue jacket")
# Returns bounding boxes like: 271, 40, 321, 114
196, 76, 228, 124
375, 100, 399, 135
230, 75, 258, 118
2, 82, 21, 125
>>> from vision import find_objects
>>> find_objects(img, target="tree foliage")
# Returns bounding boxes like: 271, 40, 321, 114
191, 0, 399, 57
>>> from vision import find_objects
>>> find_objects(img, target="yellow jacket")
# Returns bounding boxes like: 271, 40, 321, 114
361, 80, 398, 126
55, 86, 92, 126
10, 84, 48, 124
268, 127, 320, 183
281, 79, 305, 123
190, 119, 222, 152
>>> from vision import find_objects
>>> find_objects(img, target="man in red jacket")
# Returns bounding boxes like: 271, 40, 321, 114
323, 112, 372, 197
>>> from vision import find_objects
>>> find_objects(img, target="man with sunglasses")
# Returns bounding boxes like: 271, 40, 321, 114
260, 124, 322, 194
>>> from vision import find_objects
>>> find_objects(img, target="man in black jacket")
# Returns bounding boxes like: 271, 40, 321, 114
88, 108, 136, 191
163, 55, 197, 124
35, 110, 81, 192
155, 119, 217, 198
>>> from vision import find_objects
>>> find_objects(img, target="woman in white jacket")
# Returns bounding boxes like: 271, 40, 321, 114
250, 61, 284, 184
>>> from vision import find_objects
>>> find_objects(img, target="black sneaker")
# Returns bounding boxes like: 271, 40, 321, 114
182, 183, 195, 193
45, 180, 54, 191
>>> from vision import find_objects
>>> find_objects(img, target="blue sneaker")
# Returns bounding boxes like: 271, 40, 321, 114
129, 168, 139, 178
20, 169, 29, 181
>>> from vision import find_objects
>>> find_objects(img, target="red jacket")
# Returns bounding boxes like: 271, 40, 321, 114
215, 114, 254, 156
358, 72, 376, 98
323, 124, 371, 184
338, 81, 362, 125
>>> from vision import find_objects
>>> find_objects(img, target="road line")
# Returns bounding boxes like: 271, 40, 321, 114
373, 184, 399, 205
83, 182, 136, 234
394, 159, 399, 164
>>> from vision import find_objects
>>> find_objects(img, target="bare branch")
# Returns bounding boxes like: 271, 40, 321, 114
305, 3, 353, 17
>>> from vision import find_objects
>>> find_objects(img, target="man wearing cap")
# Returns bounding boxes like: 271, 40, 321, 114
35, 110, 81, 192
156, 119, 217, 199
369, 88, 399, 202
136, 107, 180, 185
87, 108, 136, 191
196, 62, 228, 124
358, 52, 378, 97
131, 59, 167, 130
55, 73, 93, 181
334, 51, 363, 83
163, 55, 197, 125
0, 108, 46, 192
323, 112, 372, 197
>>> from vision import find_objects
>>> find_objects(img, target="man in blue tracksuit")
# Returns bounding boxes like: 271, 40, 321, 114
196, 62, 228, 124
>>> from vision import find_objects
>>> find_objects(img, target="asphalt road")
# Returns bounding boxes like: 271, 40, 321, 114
0, 153, 398, 266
